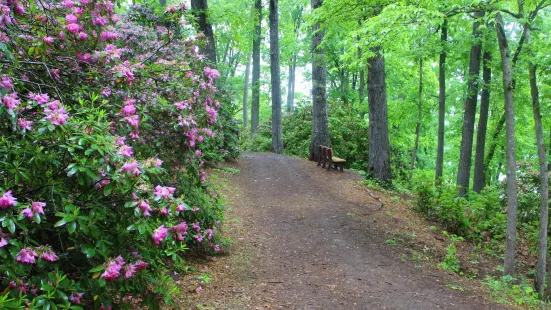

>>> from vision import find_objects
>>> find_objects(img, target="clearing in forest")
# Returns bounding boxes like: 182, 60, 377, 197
178, 153, 510, 310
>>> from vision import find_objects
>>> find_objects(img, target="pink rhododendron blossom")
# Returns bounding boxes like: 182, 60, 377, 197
16, 248, 37, 264
117, 144, 133, 157
0, 229, 8, 248
61, 0, 74, 8
0, 75, 13, 90
32, 202, 45, 214
44, 104, 69, 126
120, 161, 141, 176
78, 32, 88, 40
69, 293, 84, 305
152, 225, 168, 245
101, 256, 124, 281
134, 260, 149, 271
18, 118, 32, 130
204, 67, 220, 80
39, 247, 58, 262
124, 115, 140, 128
170, 222, 188, 241
193, 234, 203, 242
66, 14, 78, 24
21, 208, 33, 219
0, 191, 16, 208
200, 171, 206, 182
121, 101, 136, 116
28, 93, 49, 104
99, 304, 112, 310
176, 204, 186, 211
155, 158, 163, 167
205, 106, 217, 123
153, 185, 175, 199
43, 36, 54, 44
191, 222, 201, 232
100, 31, 118, 41
195, 150, 202, 157
138, 200, 151, 216
124, 264, 136, 279
3, 93, 20, 110
66, 23, 80, 34
160, 208, 169, 216
205, 229, 214, 240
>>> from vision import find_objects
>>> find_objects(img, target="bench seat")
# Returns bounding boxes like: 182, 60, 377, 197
317, 145, 346, 172
332, 157, 346, 163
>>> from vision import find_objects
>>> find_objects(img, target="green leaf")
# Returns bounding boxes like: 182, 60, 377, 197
7, 219, 15, 234
54, 219, 67, 227
40, 283, 55, 292
68, 221, 77, 234
103, 183, 112, 196
89, 265, 104, 273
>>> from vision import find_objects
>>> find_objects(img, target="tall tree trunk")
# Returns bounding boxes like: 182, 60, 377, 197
367, 45, 392, 184
457, 10, 484, 195
409, 59, 423, 181
243, 60, 251, 129
159, 0, 166, 6
524, 26, 549, 297
484, 113, 505, 185
251, 0, 262, 135
473, 50, 492, 193
309, 0, 331, 161
287, 55, 297, 112
496, 12, 519, 276
359, 68, 365, 106
191, 0, 217, 66
435, 19, 447, 185
269, 0, 283, 154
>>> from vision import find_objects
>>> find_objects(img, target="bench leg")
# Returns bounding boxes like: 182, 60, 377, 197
317, 157, 322, 166
327, 160, 332, 171
339, 163, 344, 172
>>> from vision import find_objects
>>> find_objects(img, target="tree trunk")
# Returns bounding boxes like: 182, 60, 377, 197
457, 10, 484, 195
359, 68, 365, 106
191, 0, 217, 66
269, 0, 283, 154
309, 0, 331, 161
473, 50, 492, 193
409, 59, 423, 181
496, 12, 519, 276
367, 45, 392, 184
243, 61, 251, 129
251, 0, 262, 135
287, 55, 297, 112
435, 19, 447, 185
159, 0, 166, 6
524, 26, 549, 297
484, 113, 505, 185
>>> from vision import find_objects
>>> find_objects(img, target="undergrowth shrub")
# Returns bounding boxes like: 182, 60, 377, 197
0, 2, 238, 309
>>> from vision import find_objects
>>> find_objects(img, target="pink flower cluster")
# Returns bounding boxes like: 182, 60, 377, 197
16, 246, 58, 264
21, 201, 46, 219
152, 225, 167, 245
101, 255, 148, 281
170, 221, 188, 241
0, 191, 16, 208
153, 185, 175, 199
44, 100, 69, 126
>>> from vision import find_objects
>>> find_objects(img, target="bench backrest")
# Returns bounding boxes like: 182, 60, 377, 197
319, 145, 333, 162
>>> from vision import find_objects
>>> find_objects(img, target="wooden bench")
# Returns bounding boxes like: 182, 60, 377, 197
317, 145, 346, 172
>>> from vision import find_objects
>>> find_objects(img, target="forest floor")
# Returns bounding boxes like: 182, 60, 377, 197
175, 152, 513, 310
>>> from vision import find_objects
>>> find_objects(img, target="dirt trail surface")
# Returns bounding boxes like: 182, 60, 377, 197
179, 153, 509, 310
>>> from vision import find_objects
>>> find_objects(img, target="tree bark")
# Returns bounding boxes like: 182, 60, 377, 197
473, 50, 492, 193
524, 26, 549, 297
484, 113, 505, 185
496, 12, 519, 276
435, 19, 447, 185
191, 0, 217, 66
269, 0, 283, 154
457, 10, 484, 195
359, 68, 365, 106
309, 0, 331, 161
409, 58, 423, 181
287, 55, 297, 112
159, 0, 166, 6
367, 45, 392, 184
251, 0, 262, 135
243, 60, 251, 129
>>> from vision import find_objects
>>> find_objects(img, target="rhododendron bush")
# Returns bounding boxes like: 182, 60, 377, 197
0, 1, 237, 308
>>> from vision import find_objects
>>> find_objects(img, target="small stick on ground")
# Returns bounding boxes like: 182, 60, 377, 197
364, 187, 384, 209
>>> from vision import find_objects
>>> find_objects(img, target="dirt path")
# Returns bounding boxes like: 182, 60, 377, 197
180, 153, 508, 310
